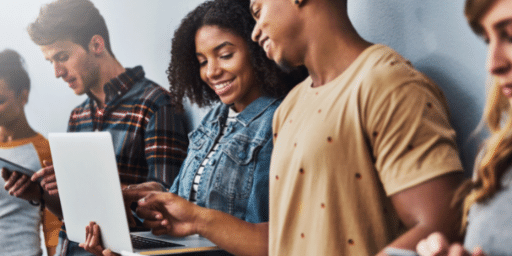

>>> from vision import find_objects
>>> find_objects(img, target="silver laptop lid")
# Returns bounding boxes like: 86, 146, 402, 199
49, 132, 134, 253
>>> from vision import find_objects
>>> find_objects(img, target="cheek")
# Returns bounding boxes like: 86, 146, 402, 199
198, 67, 208, 83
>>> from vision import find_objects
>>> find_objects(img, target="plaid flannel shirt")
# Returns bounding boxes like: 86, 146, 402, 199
67, 66, 188, 188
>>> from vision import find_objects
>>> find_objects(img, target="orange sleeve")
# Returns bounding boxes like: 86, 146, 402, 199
31, 134, 62, 248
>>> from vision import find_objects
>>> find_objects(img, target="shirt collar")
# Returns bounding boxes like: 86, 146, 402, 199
220, 96, 278, 127
88, 66, 144, 106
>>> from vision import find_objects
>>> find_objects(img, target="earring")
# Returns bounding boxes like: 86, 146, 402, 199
295, 0, 300, 4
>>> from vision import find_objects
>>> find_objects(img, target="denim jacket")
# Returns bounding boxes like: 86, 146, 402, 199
170, 96, 280, 223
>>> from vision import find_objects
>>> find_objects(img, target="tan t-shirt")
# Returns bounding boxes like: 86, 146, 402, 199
269, 44, 463, 255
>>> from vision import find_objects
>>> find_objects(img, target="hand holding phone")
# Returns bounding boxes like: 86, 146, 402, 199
0, 157, 36, 177
0, 157, 41, 201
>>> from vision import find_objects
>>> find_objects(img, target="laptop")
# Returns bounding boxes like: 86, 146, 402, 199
48, 132, 221, 255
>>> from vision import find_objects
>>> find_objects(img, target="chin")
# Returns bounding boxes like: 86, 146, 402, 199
277, 58, 297, 73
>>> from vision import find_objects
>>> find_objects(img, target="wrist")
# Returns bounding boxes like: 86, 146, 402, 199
29, 184, 45, 208
194, 206, 211, 237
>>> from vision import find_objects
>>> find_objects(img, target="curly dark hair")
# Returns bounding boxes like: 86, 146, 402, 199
168, 0, 307, 111
0, 49, 30, 96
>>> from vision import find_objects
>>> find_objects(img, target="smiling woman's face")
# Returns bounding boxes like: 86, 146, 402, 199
195, 25, 261, 112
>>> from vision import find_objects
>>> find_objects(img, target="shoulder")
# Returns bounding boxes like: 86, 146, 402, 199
69, 98, 92, 118
133, 78, 172, 103
357, 46, 446, 109
126, 78, 180, 116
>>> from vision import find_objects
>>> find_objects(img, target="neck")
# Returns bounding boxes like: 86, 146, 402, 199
301, 4, 372, 87
0, 115, 36, 142
89, 57, 125, 108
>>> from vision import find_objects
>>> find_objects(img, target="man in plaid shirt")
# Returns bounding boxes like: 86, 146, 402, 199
2, 0, 189, 255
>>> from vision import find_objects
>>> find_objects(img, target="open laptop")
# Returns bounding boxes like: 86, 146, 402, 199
48, 132, 220, 255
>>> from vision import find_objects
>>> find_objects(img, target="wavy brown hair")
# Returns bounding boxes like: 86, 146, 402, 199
28, 0, 115, 58
459, 0, 511, 231
167, 0, 307, 111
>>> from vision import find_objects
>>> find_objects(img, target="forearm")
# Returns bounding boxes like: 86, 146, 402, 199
376, 225, 438, 255
42, 191, 63, 219
196, 208, 268, 256
382, 173, 463, 255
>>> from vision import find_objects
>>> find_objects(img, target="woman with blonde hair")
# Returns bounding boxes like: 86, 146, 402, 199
417, 0, 512, 255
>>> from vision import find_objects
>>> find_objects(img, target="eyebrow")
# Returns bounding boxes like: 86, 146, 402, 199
46, 51, 65, 62
494, 19, 512, 30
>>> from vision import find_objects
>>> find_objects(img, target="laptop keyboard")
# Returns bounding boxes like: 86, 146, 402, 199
130, 234, 183, 249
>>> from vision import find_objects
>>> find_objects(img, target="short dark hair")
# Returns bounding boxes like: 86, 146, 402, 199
28, 0, 114, 57
0, 49, 30, 96
167, 0, 308, 111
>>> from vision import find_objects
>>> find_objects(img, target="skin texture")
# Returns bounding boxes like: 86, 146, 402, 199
196, 25, 261, 112
481, 0, 512, 105
40, 40, 101, 97
0, 80, 28, 129
251, 0, 463, 254
416, 232, 485, 256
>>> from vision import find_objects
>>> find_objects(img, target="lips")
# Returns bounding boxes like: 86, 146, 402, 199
65, 78, 77, 89
501, 83, 512, 98
259, 37, 270, 52
212, 79, 235, 96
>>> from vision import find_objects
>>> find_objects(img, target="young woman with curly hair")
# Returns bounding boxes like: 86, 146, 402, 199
80, 1, 307, 255
417, 0, 512, 255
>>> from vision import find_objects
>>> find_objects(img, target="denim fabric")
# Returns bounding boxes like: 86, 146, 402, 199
170, 96, 280, 223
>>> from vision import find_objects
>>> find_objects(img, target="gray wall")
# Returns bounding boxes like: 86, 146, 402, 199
0, 0, 487, 174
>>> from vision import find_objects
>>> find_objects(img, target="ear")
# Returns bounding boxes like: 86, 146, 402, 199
294, 0, 306, 7
88, 35, 106, 56
20, 89, 29, 106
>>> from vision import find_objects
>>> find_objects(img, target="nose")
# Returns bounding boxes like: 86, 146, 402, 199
205, 60, 222, 80
487, 41, 512, 77
53, 62, 65, 78
251, 22, 261, 43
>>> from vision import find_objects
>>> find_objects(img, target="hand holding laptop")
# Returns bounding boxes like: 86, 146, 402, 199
80, 222, 120, 256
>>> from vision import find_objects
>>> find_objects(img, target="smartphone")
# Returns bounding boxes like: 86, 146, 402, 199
0, 157, 36, 178
384, 248, 420, 256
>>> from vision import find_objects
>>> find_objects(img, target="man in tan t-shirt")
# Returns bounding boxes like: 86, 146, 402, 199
250, 0, 464, 255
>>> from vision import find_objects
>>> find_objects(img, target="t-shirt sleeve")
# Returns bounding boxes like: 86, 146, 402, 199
366, 81, 463, 196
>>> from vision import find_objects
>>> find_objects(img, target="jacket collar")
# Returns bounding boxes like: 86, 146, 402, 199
218, 96, 278, 127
